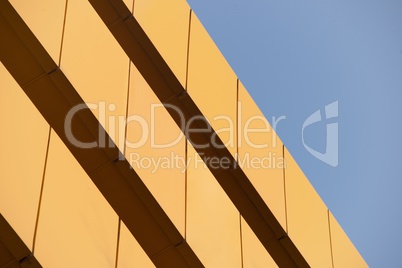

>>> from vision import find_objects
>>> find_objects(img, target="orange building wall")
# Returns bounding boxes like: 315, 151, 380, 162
0, 0, 367, 267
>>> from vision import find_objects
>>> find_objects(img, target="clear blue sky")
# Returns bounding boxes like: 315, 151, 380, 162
187, 0, 402, 267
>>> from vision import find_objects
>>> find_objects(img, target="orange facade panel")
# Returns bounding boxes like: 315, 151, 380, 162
117, 222, 155, 268
186, 144, 242, 267
61, 0, 130, 151
134, 0, 190, 87
0, 2, 203, 266
241, 217, 278, 267
86, 0, 309, 265
9, 0, 66, 63
187, 12, 238, 156
284, 148, 332, 267
0, 214, 42, 268
0, 63, 49, 250
238, 82, 287, 230
34, 132, 119, 267
125, 64, 186, 236
0, 0, 368, 266
329, 212, 368, 268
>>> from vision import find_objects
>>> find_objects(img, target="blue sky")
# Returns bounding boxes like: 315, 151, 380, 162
187, 0, 402, 267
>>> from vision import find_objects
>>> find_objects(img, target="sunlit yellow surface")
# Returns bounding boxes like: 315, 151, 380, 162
1, 1, 368, 267
284, 148, 332, 267
61, 0, 130, 150
134, 0, 190, 87
125, 64, 186, 235
187, 13, 237, 156
123, 0, 133, 11
9, 0, 66, 63
0, 63, 49, 249
186, 144, 242, 267
117, 222, 155, 268
238, 82, 287, 229
329, 212, 368, 268
34, 131, 119, 267
241, 217, 277, 267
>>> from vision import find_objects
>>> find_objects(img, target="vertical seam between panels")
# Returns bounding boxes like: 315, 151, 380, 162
236, 79, 244, 268
123, 60, 132, 157
283, 144, 289, 233
328, 210, 335, 268
114, 219, 122, 268
58, 0, 69, 66
239, 214, 244, 268
184, 9, 192, 91
184, 9, 192, 240
116, 52, 132, 268
131, 0, 135, 13
33, 0, 66, 252
236, 79, 239, 160
184, 138, 188, 239
31, 127, 52, 253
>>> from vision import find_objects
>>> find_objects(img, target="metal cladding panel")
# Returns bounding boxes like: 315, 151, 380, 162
284, 148, 333, 267
187, 13, 238, 156
117, 222, 155, 268
34, 132, 119, 267
134, 0, 190, 87
186, 144, 242, 267
0, 3, 203, 266
329, 212, 368, 268
241, 217, 277, 268
238, 82, 287, 229
0, 214, 42, 268
123, 0, 133, 10
9, 0, 66, 63
0, 0, 367, 266
61, 0, 130, 150
86, 1, 309, 265
125, 64, 186, 235
0, 63, 49, 250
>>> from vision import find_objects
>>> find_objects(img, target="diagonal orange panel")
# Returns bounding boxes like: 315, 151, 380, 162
88, 0, 309, 266
0, 214, 42, 268
0, 2, 202, 267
